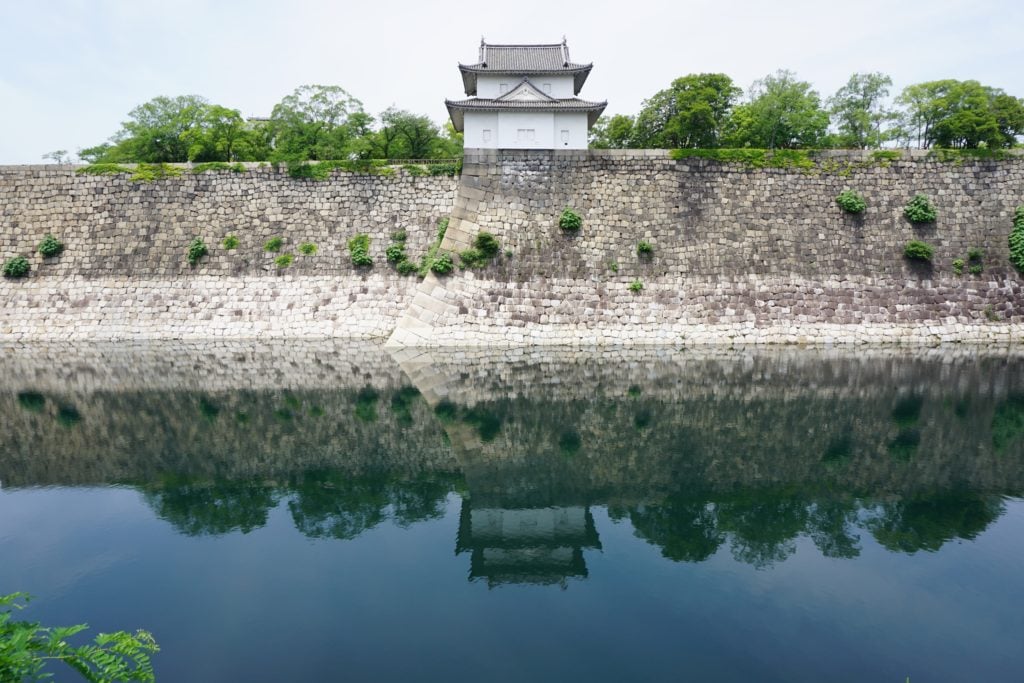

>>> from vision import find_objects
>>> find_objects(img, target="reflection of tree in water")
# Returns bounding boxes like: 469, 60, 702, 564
807, 501, 861, 559
617, 490, 1006, 567
287, 471, 460, 540
144, 478, 279, 536
620, 498, 724, 562
866, 492, 1005, 554
717, 496, 809, 568
141, 471, 460, 539
288, 472, 389, 540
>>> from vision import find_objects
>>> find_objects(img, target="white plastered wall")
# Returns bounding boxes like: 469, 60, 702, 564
464, 111, 499, 148
553, 112, 588, 149
476, 74, 575, 98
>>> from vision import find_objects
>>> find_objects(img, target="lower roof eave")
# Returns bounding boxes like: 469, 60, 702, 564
446, 100, 607, 131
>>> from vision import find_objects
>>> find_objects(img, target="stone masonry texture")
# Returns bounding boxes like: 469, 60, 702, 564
388, 149, 1024, 345
2, 153, 1023, 344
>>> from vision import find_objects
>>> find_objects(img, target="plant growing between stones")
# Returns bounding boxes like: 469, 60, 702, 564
629, 279, 644, 293
904, 194, 937, 224
186, 237, 208, 266
299, 242, 318, 255
637, 240, 653, 256
263, 236, 284, 252
835, 189, 866, 214
967, 247, 984, 275
2, 256, 30, 278
608, 261, 619, 273
348, 234, 372, 267
952, 258, 965, 275
904, 240, 934, 262
460, 231, 501, 269
37, 234, 64, 258
430, 252, 454, 275
559, 207, 582, 230
1010, 206, 1024, 273
275, 253, 294, 268
222, 234, 240, 250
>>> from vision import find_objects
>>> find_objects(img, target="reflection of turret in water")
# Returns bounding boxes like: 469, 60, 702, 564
456, 501, 601, 588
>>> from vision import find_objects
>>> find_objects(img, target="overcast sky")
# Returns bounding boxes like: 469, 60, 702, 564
1, 0, 1022, 163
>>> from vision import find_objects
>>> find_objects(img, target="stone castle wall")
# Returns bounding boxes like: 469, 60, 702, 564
389, 149, 1024, 345
0, 164, 456, 339
3, 153, 1024, 344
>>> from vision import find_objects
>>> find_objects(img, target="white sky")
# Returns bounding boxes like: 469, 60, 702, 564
1, 0, 1022, 163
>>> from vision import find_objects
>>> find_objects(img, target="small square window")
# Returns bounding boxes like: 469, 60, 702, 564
542, 83, 552, 93
482, 129, 492, 142
561, 129, 570, 144
499, 83, 509, 94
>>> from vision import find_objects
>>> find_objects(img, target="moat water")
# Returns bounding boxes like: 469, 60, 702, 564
2, 342, 1023, 682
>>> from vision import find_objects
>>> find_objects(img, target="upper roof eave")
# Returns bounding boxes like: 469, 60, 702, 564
458, 62, 594, 96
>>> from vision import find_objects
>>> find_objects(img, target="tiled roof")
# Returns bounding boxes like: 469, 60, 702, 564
458, 40, 593, 95
446, 96, 607, 130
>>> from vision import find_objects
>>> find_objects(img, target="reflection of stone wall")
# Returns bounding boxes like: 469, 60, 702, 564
406, 346, 1024, 503
2, 343, 1023, 498
389, 150, 1024, 345
0, 165, 455, 340
0, 342, 456, 486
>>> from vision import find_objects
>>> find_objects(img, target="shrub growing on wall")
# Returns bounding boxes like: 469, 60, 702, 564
2, 256, 30, 278
904, 240, 935, 262
459, 231, 502, 269
904, 194, 937, 224
37, 234, 64, 258
264, 237, 284, 252
559, 207, 582, 230
1010, 206, 1024, 273
430, 252, 454, 275
348, 234, 372, 267
186, 238, 208, 266
299, 242, 318, 255
275, 253, 294, 268
637, 241, 653, 256
835, 189, 866, 214
222, 234, 240, 250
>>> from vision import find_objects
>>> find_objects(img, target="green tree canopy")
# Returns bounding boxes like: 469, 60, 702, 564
632, 73, 741, 148
896, 79, 1024, 148
80, 95, 267, 163
827, 72, 895, 149
267, 84, 369, 161
374, 108, 444, 159
589, 114, 636, 149
724, 70, 829, 149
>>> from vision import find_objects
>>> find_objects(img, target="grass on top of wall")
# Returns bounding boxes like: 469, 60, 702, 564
669, 149, 817, 170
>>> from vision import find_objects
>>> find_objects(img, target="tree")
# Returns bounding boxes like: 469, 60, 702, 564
895, 80, 1024, 148
180, 105, 268, 162
589, 114, 636, 149
435, 121, 465, 158
1, 593, 158, 683
724, 70, 829, 149
374, 108, 443, 159
827, 72, 895, 149
632, 73, 741, 148
114, 95, 210, 162
267, 84, 367, 161
42, 150, 70, 164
